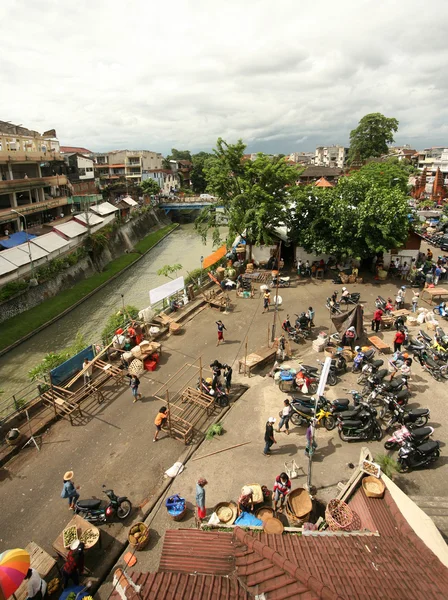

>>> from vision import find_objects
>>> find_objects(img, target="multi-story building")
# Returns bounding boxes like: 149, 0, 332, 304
0, 121, 70, 233
61, 147, 102, 211
93, 150, 163, 185
416, 147, 446, 172
288, 152, 314, 165
141, 169, 180, 195
314, 145, 349, 169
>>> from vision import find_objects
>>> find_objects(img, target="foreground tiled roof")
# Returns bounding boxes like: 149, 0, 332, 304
132, 571, 249, 599
159, 529, 236, 575
233, 489, 448, 599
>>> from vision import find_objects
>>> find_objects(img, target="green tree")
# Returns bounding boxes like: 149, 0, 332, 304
353, 159, 410, 194
349, 113, 399, 163
163, 148, 192, 169
191, 151, 212, 193
157, 263, 183, 279
196, 138, 297, 247
288, 174, 410, 259
141, 178, 161, 195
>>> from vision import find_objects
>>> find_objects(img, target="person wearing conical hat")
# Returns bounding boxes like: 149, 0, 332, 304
61, 470, 80, 510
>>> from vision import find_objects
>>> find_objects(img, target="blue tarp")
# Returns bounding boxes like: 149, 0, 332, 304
0, 231, 36, 249
50, 345, 94, 386
234, 512, 263, 526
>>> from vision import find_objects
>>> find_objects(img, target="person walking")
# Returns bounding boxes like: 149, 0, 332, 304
82, 357, 92, 385
130, 374, 142, 402
272, 472, 291, 512
62, 540, 85, 588
394, 329, 406, 353
372, 308, 383, 332
61, 471, 80, 510
216, 320, 227, 346
277, 399, 291, 435
412, 291, 419, 313
263, 290, 271, 313
306, 306, 315, 328
196, 477, 207, 522
434, 265, 442, 286
223, 364, 233, 394
263, 417, 277, 456
153, 406, 169, 442
278, 333, 286, 361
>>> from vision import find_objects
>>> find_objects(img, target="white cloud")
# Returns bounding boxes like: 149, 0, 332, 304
2, 0, 448, 153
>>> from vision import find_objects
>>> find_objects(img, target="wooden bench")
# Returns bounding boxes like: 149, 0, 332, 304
169, 387, 216, 444
42, 390, 82, 425
368, 336, 390, 354
238, 345, 277, 377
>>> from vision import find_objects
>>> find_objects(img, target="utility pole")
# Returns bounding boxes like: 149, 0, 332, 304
270, 241, 282, 343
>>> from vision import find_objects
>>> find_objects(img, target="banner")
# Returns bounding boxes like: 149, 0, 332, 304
149, 276, 185, 305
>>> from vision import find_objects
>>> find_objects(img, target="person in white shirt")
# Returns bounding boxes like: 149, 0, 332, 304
277, 399, 292, 435
24, 568, 47, 600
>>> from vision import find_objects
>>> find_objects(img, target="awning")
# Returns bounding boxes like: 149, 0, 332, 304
0, 231, 36, 249
202, 244, 227, 269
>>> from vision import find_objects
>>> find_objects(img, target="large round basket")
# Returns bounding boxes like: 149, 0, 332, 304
128, 522, 150, 550
325, 499, 353, 531
215, 502, 237, 525
324, 347, 337, 359
256, 506, 275, 522
287, 488, 312, 518
129, 359, 144, 376
362, 476, 385, 499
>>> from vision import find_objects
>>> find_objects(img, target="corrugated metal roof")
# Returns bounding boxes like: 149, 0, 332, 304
0, 254, 18, 276
159, 530, 235, 576
90, 201, 119, 216
31, 232, 69, 253
53, 221, 88, 238
73, 212, 104, 226
132, 571, 250, 600
122, 196, 138, 206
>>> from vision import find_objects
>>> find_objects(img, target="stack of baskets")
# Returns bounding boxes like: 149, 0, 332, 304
285, 488, 312, 526
325, 499, 353, 531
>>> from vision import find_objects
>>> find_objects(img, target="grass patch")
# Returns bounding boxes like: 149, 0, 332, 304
0, 224, 178, 352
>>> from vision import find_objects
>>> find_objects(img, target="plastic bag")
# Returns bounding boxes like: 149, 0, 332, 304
208, 512, 220, 525
164, 462, 184, 478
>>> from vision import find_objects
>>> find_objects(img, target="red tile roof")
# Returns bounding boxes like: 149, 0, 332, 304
159, 529, 236, 575
132, 571, 250, 600
314, 177, 334, 188
60, 146, 92, 154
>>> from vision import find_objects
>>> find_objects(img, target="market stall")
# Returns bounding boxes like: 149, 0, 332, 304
53, 515, 100, 561
13, 543, 59, 600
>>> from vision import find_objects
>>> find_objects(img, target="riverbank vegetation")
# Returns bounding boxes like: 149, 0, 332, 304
0, 224, 177, 353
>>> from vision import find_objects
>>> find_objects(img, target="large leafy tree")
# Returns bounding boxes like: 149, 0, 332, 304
195, 138, 298, 246
163, 148, 192, 169
288, 174, 410, 259
191, 151, 212, 193
354, 159, 411, 194
141, 178, 161, 195
348, 113, 399, 163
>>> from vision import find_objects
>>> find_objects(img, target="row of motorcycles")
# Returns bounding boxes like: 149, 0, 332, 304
284, 345, 440, 472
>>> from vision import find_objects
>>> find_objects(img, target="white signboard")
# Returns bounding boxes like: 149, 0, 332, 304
149, 276, 185, 305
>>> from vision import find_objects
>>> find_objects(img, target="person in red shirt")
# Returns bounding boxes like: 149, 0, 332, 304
62, 540, 84, 588
372, 308, 383, 332
394, 329, 406, 352
272, 472, 292, 512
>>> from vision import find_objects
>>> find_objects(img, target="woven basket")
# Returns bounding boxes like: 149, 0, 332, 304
287, 488, 312, 518
128, 522, 150, 550
324, 346, 337, 358
325, 499, 353, 531
128, 359, 144, 376
362, 476, 385, 498
169, 506, 187, 521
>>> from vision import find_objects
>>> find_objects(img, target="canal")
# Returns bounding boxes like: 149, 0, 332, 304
0, 223, 223, 395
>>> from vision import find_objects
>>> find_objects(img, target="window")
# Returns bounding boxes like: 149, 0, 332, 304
79, 168, 86, 176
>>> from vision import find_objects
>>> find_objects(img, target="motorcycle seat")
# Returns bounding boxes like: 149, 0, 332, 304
371, 359, 384, 368
411, 427, 433, 439
280, 276, 290, 282
298, 405, 314, 416
416, 440, 439, 453
340, 409, 361, 419
425, 356, 439, 369
410, 408, 429, 417
341, 419, 363, 427
77, 499, 101, 510
364, 350, 375, 360
394, 390, 409, 401
333, 398, 350, 407
375, 369, 389, 380
419, 330, 432, 343
301, 365, 318, 373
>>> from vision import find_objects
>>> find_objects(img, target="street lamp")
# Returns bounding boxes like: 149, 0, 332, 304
200, 255, 204, 287
11, 208, 36, 282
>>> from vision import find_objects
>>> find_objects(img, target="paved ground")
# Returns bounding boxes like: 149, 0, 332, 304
1, 268, 447, 581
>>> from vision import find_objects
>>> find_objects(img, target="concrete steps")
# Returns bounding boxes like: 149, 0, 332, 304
410, 495, 448, 540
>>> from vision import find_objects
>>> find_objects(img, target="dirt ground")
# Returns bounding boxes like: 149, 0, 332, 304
1, 268, 447, 582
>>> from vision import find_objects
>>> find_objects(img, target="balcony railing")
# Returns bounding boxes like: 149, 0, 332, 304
0, 175, 68, 194
0, 149, 63, 162
67, 194, 103, 205
0, 196, 69, 224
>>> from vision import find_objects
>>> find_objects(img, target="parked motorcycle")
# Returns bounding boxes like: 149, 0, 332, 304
316, 356, 346, 386
377, 389, 410, 418
414, 347, 448, 381
289, 399, 336, 430
337, 404, 382, 442
341, 292, 361, 306
294, 313, 311, 338
357, 359, 385, 383
362, 372, 407, 398
384, 425, 434, 451
398, 439, 440, 472
197, 378, 229, 407
433, 303, 448, 319
385, 402, 430, 431
325, 297, 342, 315
75, 486, 132, 523
270, 274, 291, 288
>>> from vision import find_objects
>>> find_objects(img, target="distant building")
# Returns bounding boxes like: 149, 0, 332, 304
416, 147, 446, 171
141, 169, 181, 195
289, 152, 314, 165
298, 166, 343, 184
93, 150, 163, 185
314, 145, 349, 169
169, 159, 193, 188
0, 120, 70, 233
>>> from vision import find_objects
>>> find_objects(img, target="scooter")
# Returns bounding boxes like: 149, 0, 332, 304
294, 314, 311, 338
377, 390, 410, 418
385, 402, 430, 431
75, 486, 132, 523
352, 348, 377, 373
270, 274, 291, 288
337, 405, 382, 442
398, 439, 440, 472
384, 425, 434, 451
289, 399, 335, 430
414, 348, 448, 381
357, 359, 385, 383
197, 378, 229, 407
325, 297, 342, 315
316, 358, 342, 386
433, 303, 448, 320
340, 292, 361, 306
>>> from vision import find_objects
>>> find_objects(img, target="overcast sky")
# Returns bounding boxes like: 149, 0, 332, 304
3, 0, 448, 155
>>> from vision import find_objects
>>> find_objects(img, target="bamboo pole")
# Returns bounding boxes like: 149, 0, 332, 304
244, 337, 248, 376
199, 356, 203, 387
65, 341, 114, 388
192, 441, 251, 461
166, 390, 172, 437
